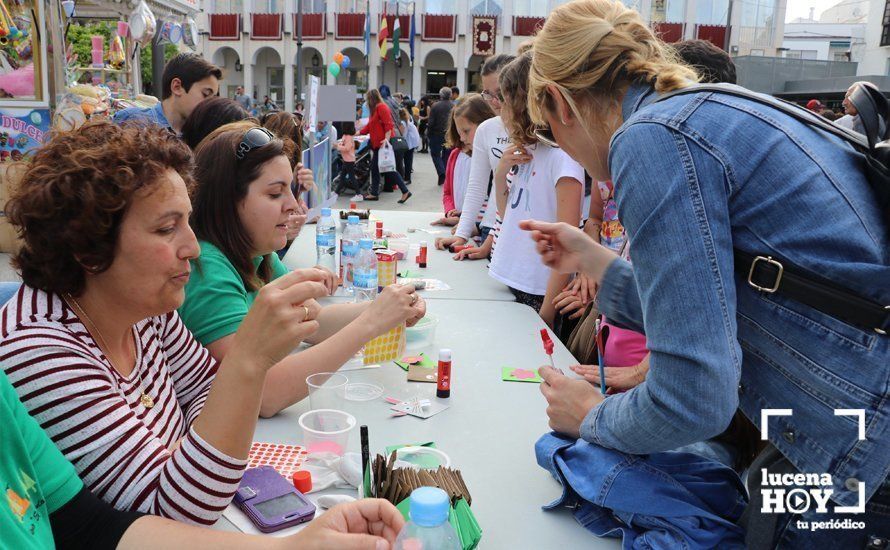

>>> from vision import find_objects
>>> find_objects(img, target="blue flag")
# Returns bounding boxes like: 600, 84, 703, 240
409, 11, 416, 65
364, 1, 371, 59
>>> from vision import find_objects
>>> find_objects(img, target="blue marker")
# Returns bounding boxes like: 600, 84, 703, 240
595, 320, 608, 396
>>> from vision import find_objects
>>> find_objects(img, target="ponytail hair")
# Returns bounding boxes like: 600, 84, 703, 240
528, 0, 697, 128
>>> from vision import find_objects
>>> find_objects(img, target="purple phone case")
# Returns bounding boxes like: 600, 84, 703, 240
234, 466, 317, 533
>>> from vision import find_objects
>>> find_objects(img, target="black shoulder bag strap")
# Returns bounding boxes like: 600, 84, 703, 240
652, 84, 889, 335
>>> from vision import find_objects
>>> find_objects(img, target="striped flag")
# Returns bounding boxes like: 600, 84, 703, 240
392, 6, 401, 58
378, 14, 389, 60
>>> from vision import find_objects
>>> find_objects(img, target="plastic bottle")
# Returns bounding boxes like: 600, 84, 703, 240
394, 487, 461, 550
353, 239, 379, 303
315, 208, 337, 273
340, 215, 362, 293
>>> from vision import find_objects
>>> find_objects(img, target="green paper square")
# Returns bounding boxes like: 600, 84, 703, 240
501, 366, 543, 383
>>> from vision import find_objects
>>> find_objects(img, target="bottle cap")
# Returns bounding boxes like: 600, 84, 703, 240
408, 486, 450, 527
439, 348, 452, 362
321, 207, 331, 217
376, 221, 383, 227
359, 238, 373, 249
292, 470, 312, 493
350, 201, 357, 209
348, 215, 359, 224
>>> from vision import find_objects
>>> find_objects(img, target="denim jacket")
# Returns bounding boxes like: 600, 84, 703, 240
584, 83, 890, 508
536, 432, 747, 549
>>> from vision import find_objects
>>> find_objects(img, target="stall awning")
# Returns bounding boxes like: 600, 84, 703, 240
73, 0, 199, 19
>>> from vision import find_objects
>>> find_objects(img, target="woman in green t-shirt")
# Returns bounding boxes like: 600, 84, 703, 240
181, 122, 427, 417
0, 371, 405, 549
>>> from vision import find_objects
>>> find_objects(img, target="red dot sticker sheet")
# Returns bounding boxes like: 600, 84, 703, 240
247, 442, 309, 478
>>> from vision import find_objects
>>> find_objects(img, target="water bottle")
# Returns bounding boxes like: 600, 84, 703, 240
353, 239, 378, 303
340, 215, 362, 293
394, 487, 461, 550
315, 208, 337, 273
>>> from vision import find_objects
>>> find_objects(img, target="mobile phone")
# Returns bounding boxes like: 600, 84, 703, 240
234, 466, 316, 533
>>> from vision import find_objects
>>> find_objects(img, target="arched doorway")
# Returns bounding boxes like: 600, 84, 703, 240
338, 47, 367, 93
253, 47, 283, 108
466, 54, 486, 93
295, 47, 324, 103
424, 49, 456, 95
377, 50, 413, 98
212, 47, 243, 99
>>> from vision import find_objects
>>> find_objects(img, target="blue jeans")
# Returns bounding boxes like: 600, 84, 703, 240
403, 149, 414, 182
370, 147, 408, 196
428, 134, 446, 177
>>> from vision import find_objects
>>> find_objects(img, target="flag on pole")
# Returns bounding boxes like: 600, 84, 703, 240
378, 12, 390, 60
364, 0, 371, 59
409, 6, 416, 65
392, 5, 401, 58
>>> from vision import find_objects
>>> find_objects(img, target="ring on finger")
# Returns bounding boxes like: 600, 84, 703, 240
301, 305, 311, 321
410, 294, 418, 305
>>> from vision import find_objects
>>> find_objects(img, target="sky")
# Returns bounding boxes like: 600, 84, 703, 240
784, 0, 856, 22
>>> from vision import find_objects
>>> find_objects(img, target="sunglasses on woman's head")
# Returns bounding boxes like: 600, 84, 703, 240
534, 126, 560, 148
235, 127, 275, 160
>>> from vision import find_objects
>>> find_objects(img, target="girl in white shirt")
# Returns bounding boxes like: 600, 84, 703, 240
488, 52, 584, 326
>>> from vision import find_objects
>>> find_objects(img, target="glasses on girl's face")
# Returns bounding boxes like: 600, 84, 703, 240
534, 125, 560, 148
481, 89, 501, 103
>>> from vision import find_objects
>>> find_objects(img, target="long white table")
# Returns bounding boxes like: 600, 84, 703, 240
282, 209, 516, 302
213, 299, 618, 548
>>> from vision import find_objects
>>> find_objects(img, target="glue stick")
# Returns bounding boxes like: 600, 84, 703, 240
418, 241, 428, 268
436, 349, 451, 398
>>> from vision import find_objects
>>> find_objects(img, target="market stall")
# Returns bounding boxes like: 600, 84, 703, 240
0, 0, 199, 252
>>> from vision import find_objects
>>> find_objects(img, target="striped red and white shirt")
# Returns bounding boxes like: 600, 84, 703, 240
0, 285, 247, 525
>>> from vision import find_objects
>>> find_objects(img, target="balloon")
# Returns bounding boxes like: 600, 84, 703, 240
328, 62, 340, 77
341, 55, 351, 69
333, 51, 344, 65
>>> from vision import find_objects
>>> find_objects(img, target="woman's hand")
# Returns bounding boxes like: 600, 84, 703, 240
295, 162, 315, 194
571, 361, 649, 393
360, 285, 421, 334
310, 265, 338, 295
435, 235, 466, 251
230, 269, 329, 372
286, 201, 309, 242
446, 209, 461, 218
286, 499, 405, 550
519, 220, 615, 279
431, 216, 459, 226
405, 294, 427, 328
538, 366, 604, 439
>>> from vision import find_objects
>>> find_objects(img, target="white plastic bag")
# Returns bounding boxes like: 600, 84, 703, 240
378, 140, 396, 174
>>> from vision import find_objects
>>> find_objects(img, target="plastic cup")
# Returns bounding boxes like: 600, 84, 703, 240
306, 372, 348, 411
406, 315, 438, 350
117, 21, 129, 38
299, 409, 356, 456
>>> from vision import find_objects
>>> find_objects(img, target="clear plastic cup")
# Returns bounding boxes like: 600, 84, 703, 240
306, 372, 348, 411
299, 409, 356, 456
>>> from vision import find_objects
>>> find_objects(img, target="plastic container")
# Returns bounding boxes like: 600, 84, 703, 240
316, 207, 337, 274
395, 446, 451, 470
353, 239, 378, 303
306, 372, 348, 411
394, 487, 461, 550
345, 382, 384, 401
340, 215, 362, 293
405, 315, 438, 350
298, 409, 356, 456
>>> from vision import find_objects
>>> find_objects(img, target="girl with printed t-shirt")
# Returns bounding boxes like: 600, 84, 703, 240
180, 122, 427, 418
487, 53, 584, 326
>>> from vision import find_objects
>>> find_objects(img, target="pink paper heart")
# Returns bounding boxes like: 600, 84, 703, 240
511, 369, 538, 380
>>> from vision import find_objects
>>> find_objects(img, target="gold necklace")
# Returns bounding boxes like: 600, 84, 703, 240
65, 294, 154, 409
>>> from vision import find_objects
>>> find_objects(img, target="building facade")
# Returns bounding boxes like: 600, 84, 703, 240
782, 22, 866, 63
860, 0, 890, 75
197, 0, 786, 111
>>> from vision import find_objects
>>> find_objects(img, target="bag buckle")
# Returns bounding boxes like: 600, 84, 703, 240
876, 305, 890, 336
748, 256, 784, 293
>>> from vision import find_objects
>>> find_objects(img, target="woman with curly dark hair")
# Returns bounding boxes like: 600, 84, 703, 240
0, 120, 327, 525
